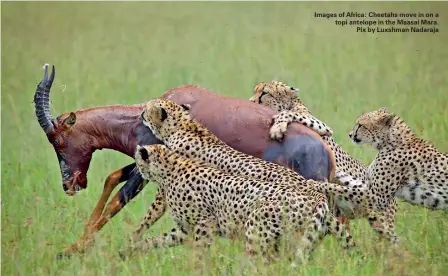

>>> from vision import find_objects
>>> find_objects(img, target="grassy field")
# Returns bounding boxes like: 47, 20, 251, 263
2, 2, 448, 275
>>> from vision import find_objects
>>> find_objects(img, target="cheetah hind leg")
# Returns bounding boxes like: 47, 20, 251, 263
244, 210, 280, 264
188, 217, 218, 271
293, 202, 363, 266
191, 217, 217, 258
292, 203, 329, 266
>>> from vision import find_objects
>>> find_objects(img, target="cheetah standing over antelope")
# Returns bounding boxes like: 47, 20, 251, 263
249, 81, 367, 184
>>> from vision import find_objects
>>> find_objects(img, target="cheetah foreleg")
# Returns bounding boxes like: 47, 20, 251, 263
367, 203, 399, 244
130, 190, 167, 244
334, 170, 367, 189
121, 227, 188, 259
309, 180, 367, 219
270, 111, 333, 140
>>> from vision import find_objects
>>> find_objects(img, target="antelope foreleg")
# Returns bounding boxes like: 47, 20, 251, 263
78, 177, 149, 247
85, 163, 136, 232
59, 192, 127, 257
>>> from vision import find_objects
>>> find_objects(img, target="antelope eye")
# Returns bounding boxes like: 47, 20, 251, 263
53, 138, 60, 146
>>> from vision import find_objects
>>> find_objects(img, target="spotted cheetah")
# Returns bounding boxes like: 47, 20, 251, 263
249, 81, 367, 185
250, 81, 333, 139
126, 98, 358, 261
127, 144, 356, 262
348, 107, 448, 209
312, 107, 448, 243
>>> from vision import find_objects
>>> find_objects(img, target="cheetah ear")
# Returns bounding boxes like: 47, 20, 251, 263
253, 83, 263, 93
160, 107, 168, 121
378, 107, 389, 113
290, 87, 299, 99
381, 113, 395, 127
378, 107, 394, 127
138, 146, 150, 162
290, 86, 299, 93
180, 104, 191, 112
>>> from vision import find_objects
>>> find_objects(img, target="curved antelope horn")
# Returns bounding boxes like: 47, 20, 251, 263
33, 64, 55, 134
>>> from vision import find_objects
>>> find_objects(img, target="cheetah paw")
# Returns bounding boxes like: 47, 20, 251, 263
270, 122, 288, 140
56, 252, 72, 261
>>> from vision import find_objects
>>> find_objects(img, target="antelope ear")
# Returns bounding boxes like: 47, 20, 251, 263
160, 107, 168, 121
180, 104, 191, 111
63, 112, 76, 128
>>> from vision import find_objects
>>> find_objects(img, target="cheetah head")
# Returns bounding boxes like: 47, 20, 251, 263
249, 80, 299, 112
135, 144, 172, 181
349, 107, 396, 149
141, 98, 191, 141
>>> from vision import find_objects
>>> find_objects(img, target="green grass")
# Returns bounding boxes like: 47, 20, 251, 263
2, 1, 448, 275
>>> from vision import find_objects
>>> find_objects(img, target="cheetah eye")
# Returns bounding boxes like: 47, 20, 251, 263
258, 91, 268, 104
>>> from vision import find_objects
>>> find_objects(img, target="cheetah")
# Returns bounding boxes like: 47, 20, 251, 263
249, 81, 367, 185
126, 144, 357, 262
125, 98, 358, 261
347, 107, 448, 210
250, 81, 334, 139
312, 107, 448, 243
